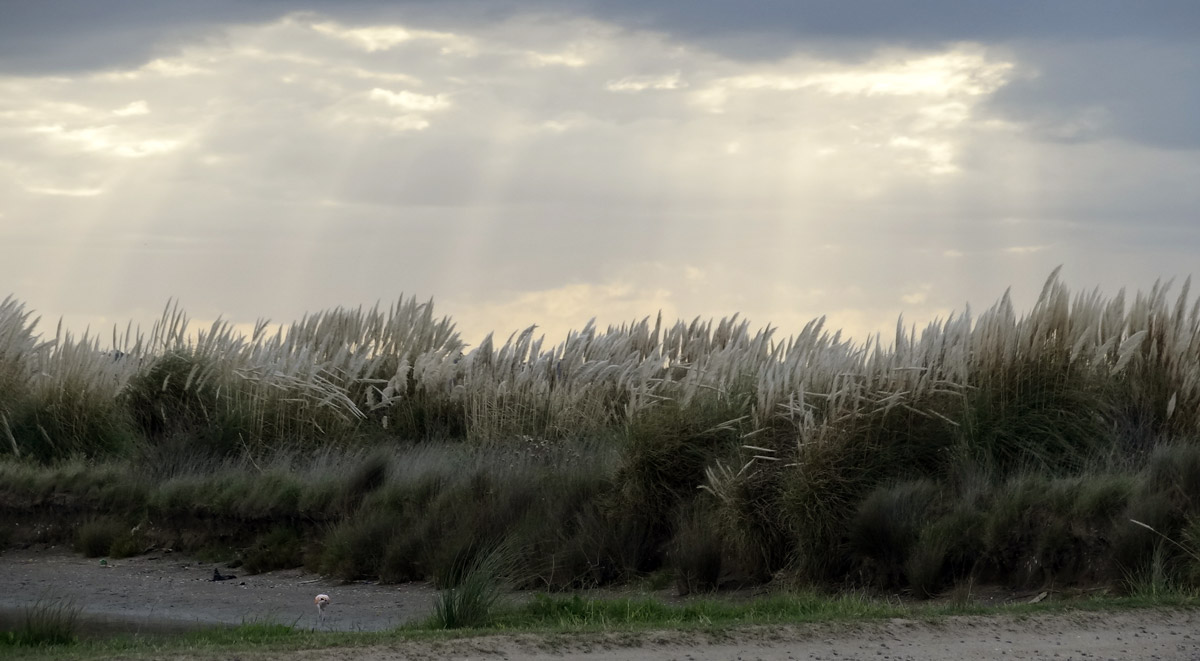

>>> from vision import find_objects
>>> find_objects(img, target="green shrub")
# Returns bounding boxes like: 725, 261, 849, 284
779, 436, 886, 581
318, 511, 399, 580
339, 451, 389, 515
907, 507, 986, 597
698, 450, 790, 583
243, 526, 304, 574
123, 350, 221, 442
385, 389, 468, 442
614, 398, 744, 580
540, 500, 639, 588
669, 503, 724, 594
618, 398, 745, 524
1114, 445, 1200, 586
108, 530, 145, 559
1142, 444, 1200, 509
380, 532, 424, 584
849, 480, 941, 587
75, 518, 125, 558
961, 363, 1114, 476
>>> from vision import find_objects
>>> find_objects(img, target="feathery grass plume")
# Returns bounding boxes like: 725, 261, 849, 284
0, 297, 42, 415
1, 298, 139, 461
122, 295, 467, 454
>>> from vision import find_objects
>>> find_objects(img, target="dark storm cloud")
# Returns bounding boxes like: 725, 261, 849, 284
574, 1, 1200, 53
983, 41, 1200, 149
0, 0, 502, 74
5, 0, 1197, 74
0, 1, 271, 73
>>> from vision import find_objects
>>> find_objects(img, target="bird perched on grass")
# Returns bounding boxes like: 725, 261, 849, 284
315, 593, 331, 626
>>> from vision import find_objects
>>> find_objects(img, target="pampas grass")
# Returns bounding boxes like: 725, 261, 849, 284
5, 270, 1197, 462
3, 270, 1200, 592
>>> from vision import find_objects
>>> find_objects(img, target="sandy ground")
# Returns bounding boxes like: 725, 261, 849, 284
2, 546, 1199, 659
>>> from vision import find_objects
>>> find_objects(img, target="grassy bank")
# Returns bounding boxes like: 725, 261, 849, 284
3, 269, 1200, 598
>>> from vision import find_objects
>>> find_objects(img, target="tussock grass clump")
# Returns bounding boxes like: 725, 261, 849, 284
1, 599, 80, 647
431, 543, 516, 629
242, 526, 304, 575
906, 506, 986, 597
75, 518, 124, 558
1113, 444, 1200, 587
669, 502, 725, 594
318, 510, 402, 581
849, 480, 941, 587
611, 397, 748, 575
339, 451, 389, 514
978, 475, 1120, 586
76, 517, 144, 559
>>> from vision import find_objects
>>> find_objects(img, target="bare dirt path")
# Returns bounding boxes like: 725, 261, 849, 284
284, 611, 1200, 660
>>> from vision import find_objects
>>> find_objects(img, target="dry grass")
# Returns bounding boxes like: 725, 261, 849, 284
2, 270, 1199, 593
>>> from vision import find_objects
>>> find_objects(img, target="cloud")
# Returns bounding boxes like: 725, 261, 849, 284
0, 7, 1197, 347
605, 71, 685, 92
113, 100, 150, 116
901, 286, 931, 305
984, 40, 1200, 149
369, 88, 449, 111
312, 20, 473, 53
30, 124, 183, 158
1005, 245, 1050, 255
20, 184, 106, 197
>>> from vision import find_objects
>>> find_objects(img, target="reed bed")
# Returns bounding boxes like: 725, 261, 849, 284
2, 270, 1199, 594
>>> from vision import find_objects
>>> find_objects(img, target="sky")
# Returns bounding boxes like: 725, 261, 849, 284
2, 1, 1198, 347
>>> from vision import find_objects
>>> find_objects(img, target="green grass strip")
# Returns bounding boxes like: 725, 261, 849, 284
4, 591, 1198, 660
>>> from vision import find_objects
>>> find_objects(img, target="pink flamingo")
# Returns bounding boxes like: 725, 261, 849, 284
314, 593, 330, 626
